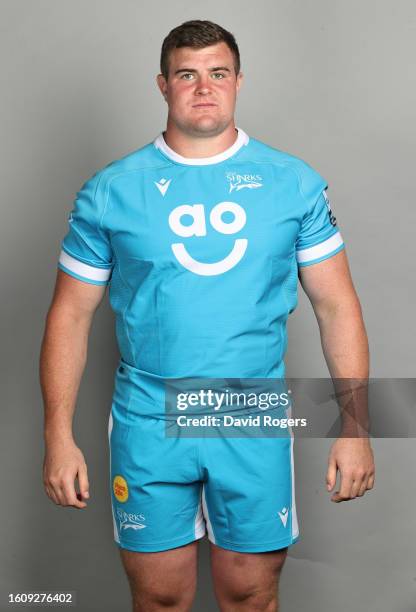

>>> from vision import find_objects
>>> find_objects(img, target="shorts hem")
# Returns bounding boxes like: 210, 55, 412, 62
208, 533, 300, 553
115, 530, 206, 553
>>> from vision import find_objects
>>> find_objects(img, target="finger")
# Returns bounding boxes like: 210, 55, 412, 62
367, 473, 375, 489
357, 477, 368, 497
47, 477, 65, 505
46, 486, 61, 506
62, 478, 87, 508
326, 458, 337, 491
52, 484, 66, 506
77, 464, 90, 500
332, 473, 353, 502
350, 477, 363, 498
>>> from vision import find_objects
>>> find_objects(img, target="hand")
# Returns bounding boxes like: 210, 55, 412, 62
326, 437, 375, 503
43, 438, 90, 509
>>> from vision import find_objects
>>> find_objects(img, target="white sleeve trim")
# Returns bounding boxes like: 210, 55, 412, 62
296, 232, 344, 264
59, 250, 112, 281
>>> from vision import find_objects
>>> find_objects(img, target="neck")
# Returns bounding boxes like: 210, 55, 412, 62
162, 121, 238, 158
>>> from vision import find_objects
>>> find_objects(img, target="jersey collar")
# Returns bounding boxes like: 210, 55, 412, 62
153, 127, 249, 166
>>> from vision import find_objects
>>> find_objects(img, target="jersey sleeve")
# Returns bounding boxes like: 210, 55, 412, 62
295, 164, 344, 267
58, 171, 114, 285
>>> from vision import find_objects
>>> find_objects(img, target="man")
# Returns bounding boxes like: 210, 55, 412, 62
40, 20, 375, 612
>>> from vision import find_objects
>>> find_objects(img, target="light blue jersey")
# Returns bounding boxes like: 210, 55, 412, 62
58, 128, 344, 553
58, 127, 344, 404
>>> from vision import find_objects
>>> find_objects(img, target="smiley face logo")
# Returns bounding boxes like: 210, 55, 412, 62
168, 201, 248, 276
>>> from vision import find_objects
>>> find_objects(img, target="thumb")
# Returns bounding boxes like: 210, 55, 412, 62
326, 457, 337, 491
78, 464, 90, 499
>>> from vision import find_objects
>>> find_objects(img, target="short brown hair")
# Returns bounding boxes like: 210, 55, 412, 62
160, 20, 241, 80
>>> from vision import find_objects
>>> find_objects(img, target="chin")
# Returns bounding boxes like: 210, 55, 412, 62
191, 117, 228, 134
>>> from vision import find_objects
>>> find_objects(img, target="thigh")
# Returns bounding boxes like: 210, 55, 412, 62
210, 543, 288, 605
120, 541, 198, 610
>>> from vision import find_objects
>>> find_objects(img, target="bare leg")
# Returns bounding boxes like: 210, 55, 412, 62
210, 543, 288, 611
119, 540, 199, 611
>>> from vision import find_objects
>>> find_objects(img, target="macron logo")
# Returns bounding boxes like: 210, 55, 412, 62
278, 507, 289, 527
155, 177, 172, 196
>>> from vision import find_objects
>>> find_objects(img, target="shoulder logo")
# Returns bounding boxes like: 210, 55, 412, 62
278, 506, 289, 527
323, 189, 337, 226
226, 172, 263, 193
155, 177, 172, 196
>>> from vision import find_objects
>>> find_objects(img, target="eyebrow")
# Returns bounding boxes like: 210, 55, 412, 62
174, 66, 231, 75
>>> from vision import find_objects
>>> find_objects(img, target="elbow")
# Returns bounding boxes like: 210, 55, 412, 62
314, 293, 365, 327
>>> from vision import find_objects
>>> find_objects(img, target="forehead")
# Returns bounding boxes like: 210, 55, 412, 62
168, 42, 234, 69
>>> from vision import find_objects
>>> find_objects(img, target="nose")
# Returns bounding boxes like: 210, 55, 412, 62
195, 75, 212, 96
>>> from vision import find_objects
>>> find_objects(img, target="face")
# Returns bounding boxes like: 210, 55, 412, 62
157, 42, 243, 137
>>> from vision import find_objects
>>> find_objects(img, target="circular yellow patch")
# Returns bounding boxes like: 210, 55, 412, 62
113, 475, 129, 503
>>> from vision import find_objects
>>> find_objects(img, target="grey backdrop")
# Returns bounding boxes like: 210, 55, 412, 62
1, 0, 415, 610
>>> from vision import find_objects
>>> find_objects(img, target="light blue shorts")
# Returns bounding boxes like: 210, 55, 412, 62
108, 403, 299, 554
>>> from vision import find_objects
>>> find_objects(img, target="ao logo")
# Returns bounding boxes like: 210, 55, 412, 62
168, 202, 248, 276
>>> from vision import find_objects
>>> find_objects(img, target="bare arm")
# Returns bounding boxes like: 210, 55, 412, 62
299, 249, 375, 502
39, 269, 107, 508
299, 249, 369, 379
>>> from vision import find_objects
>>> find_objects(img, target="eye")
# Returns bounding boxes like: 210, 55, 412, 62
181, 73, 194, 80
212, 72, 225, 79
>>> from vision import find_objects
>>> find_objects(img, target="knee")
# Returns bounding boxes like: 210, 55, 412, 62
224, 587, 277, 611
216, 573, 279, 610
125, 564, 196, 610
120, 543, 197, 610
132, 584, 195, 610
131, 594, 185, 610
213, 548, 288, 610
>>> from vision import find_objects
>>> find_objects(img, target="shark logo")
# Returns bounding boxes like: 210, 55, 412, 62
168, 201, 248, 276
117, 508, 146, 531
226, 172, 263, 193
278, 507, 289, 527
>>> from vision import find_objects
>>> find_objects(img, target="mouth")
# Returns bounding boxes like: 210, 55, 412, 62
192, 103, 217, 108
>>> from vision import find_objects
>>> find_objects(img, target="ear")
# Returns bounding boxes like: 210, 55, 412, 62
236, 72, 244, 95
156, 73, 168, 101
